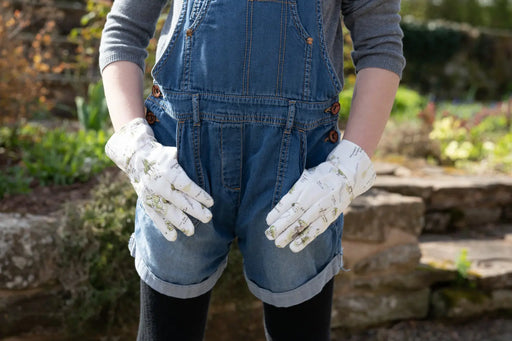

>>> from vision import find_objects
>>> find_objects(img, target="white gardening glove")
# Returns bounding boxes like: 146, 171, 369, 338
265, 139, 376, 253
105, 117, 214, 241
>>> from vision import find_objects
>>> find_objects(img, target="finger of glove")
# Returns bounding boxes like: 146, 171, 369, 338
265, 185, 301, 226
272, 200, 327, 247
160, 202, 196, 237
142, 191, 195, 237
266, 169, 327, 226
289, 216, 330, 253
170, 164, 214, 208
265, 203, 307, 240
161, 189, 213, 224
274, 217, 311, 248
143, 204, 178, 242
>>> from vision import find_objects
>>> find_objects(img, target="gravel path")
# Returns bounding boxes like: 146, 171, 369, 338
334, 317, 512, 341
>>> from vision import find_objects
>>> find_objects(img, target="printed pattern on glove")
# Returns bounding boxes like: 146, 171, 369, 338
105, 118, 214, 242
265, 139, 375, 253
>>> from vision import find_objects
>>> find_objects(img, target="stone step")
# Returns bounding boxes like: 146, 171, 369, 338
344, 189, 425, 243
419, 226, 512, 289
419, 228, 512, 319
374, 173, 512, 232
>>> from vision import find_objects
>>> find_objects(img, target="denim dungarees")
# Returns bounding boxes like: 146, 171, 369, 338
130, 0, 345, 307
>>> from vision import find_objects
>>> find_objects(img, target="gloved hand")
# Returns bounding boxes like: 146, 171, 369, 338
105, 117, 214, 241
265, 139, 375, 253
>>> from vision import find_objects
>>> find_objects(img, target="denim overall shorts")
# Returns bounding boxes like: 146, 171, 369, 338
129, 0, 345, 307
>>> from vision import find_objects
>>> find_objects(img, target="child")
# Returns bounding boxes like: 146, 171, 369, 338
99, 0, 405, 340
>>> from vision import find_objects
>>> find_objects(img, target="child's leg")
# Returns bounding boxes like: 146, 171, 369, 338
262, 278, 334, 341
137, 280, 211, 341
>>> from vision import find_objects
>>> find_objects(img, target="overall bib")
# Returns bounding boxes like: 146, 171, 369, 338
130, 0, 345, 307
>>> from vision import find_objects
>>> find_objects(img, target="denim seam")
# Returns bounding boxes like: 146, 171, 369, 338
182, 35, 192, 90
244, 0, 254, 95
272, 102, 295, 207
152, 0, 188, 79
242, 0, 250, 94
187, 0, 212, 34
289, 1, 310, 42
315, 0, 342, 93
175, 114, 336, 131
159, 89, 338, 106
220, 124, 242, 191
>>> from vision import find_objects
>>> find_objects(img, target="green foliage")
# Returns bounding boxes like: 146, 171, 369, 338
68, 0, 111, 82
0, 166, 32, 198
401, 0, 512, 30
428, 101, 512, 173
76, 80, 110, 131
0, 123, 113, 198
391, 86, 428, 120
21, 125, 112, 186
339, 86, 426, 121
455, 248, 471, 279
58, 172, 139, 333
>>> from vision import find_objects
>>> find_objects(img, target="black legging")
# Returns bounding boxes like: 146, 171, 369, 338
137, 278, 334, 341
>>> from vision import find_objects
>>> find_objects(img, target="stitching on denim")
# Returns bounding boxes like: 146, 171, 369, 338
275, 1, 284, 96
153, 0, 188, 79
187, 0, 212, 34
159, 89, 339, 107
299, 128, 306, 173
159, 111, 337, 131
189, 0, 204, 23
242, 0, 250, 94
219, 125, 241, 191
302, 42, 312, 100
315, 0, 341, 93
289, 2, 310, 42
246, 0, 254, 95
193, 123, 205, 189
237, 123, 244, 206
251, 0, 293, 4
182, 36, 192, 90
176, 120, 184, 163
272, 102, 295, 207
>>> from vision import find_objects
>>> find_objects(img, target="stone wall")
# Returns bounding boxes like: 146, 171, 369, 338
1, 171, 512, 339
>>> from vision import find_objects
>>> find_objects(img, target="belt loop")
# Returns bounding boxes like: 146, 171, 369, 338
285, 100, 296, 133
192, 94, 200, 125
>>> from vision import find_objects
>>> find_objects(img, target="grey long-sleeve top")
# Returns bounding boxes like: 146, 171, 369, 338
99, 0, 405, 84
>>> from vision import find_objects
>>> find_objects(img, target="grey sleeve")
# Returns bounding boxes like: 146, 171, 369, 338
341, 0, 406, 78
99, 0, 168, 73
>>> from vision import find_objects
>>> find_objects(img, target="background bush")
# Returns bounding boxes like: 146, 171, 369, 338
401, 19, 512, 100
58, 172, 139, 334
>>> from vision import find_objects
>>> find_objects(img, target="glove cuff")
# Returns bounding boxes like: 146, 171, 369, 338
327, 139, 376, 198
105, 117, 156, 173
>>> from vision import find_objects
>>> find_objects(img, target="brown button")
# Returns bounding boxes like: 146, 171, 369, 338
328, 130, 339, 143
145, 110, 158, 125
306, 37, 313, 45
152, 85, 162, 98
186, 28, 193, 37
330, 102, 340, 115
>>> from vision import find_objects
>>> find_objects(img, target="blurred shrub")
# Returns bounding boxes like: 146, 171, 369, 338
0, 123, 113, 198
76, 80, 110, 131
68, 0, 111, 82
429, 100, 512, 173
339, 86, 427, 122
401, 19, 512, 100
58, 172, 138, 334
0, 0, 68, 123
402, 0, 512, 30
